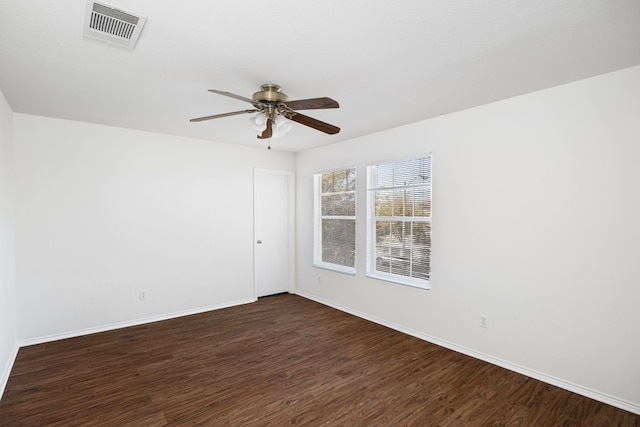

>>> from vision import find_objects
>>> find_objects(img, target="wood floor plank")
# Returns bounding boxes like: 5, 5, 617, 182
1, 294, 638, 426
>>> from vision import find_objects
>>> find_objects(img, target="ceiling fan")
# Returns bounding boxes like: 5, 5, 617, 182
190, 84, 340, 140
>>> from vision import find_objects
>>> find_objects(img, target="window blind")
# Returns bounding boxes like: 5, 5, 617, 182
368, 156, 431, 287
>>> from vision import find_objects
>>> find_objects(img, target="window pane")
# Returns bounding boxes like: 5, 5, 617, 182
375, 221, 391, 273
322, 193, 355, 216
375, 190, 393, 216
333, 169, 347, 192
374, 163, 394, 188
322, 219, 356, 267
392, 189, 414, 217
394, 159, 415, 187
413, 187, 431, 216
375, 220, 413, 276
390, 220, 410, 276
415, 157, 432, 184
411, 221, 431, 280
375, 220, 391, 244
321, 172, 333, 193
346, 168, 357, 191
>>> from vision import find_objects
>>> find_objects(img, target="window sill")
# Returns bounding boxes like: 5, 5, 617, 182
313, 263, 356, 276
366, 272, 430, 290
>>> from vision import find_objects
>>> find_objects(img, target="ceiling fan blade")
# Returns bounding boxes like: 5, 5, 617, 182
208, 89, 254, 104
257, 118, 274, 139
289, 113, 340, 135
284, 97, 339, 110
190, 109, 257, 122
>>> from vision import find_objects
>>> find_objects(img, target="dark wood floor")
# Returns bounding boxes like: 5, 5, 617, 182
1, 294, 638, 426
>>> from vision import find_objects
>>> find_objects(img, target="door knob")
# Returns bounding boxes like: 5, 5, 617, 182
257, 240, 262, 244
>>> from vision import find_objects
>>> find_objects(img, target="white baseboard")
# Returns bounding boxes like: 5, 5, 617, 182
295, 290, 640, 416
19, 298, 255, 347
0, 342, 19, 400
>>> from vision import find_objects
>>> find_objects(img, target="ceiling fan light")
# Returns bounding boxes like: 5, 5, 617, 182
249, 113, 293, 138
275, 116, 293, 135
249, 113, 267, 132
270, 116, 293, 139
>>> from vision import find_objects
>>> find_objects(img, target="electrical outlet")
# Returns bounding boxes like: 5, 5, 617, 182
480, 314, 488, 328
317, 275, 323, 284
139, 289, 148, 300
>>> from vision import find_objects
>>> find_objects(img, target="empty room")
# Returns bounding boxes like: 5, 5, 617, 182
1, 1, 639, 425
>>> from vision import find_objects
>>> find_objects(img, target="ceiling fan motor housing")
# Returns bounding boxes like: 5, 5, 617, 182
252, 84, 289, 103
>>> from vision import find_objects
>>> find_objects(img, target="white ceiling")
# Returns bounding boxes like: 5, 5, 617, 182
1, 1, 639, 152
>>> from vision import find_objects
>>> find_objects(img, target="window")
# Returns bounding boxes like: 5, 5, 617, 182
314, 168, 356, 274
367, 156, 432, 288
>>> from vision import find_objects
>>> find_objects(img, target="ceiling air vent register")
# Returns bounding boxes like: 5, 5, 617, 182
83, 1, 146, 49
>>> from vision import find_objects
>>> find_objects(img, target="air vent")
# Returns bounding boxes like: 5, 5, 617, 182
83, 1, 147, 49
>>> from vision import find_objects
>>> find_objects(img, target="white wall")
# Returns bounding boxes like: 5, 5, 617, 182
13, 115, 295, 342
0, 89, 17, 394
296, 65, 640, 412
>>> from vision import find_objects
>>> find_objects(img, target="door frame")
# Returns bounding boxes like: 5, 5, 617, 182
253, 168, 296, 299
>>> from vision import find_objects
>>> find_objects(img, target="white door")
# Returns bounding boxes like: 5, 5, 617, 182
254, 169, 294, 297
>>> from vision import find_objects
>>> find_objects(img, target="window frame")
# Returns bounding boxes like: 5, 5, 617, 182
313, 167, 357, 275
366, 155, 432, 289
